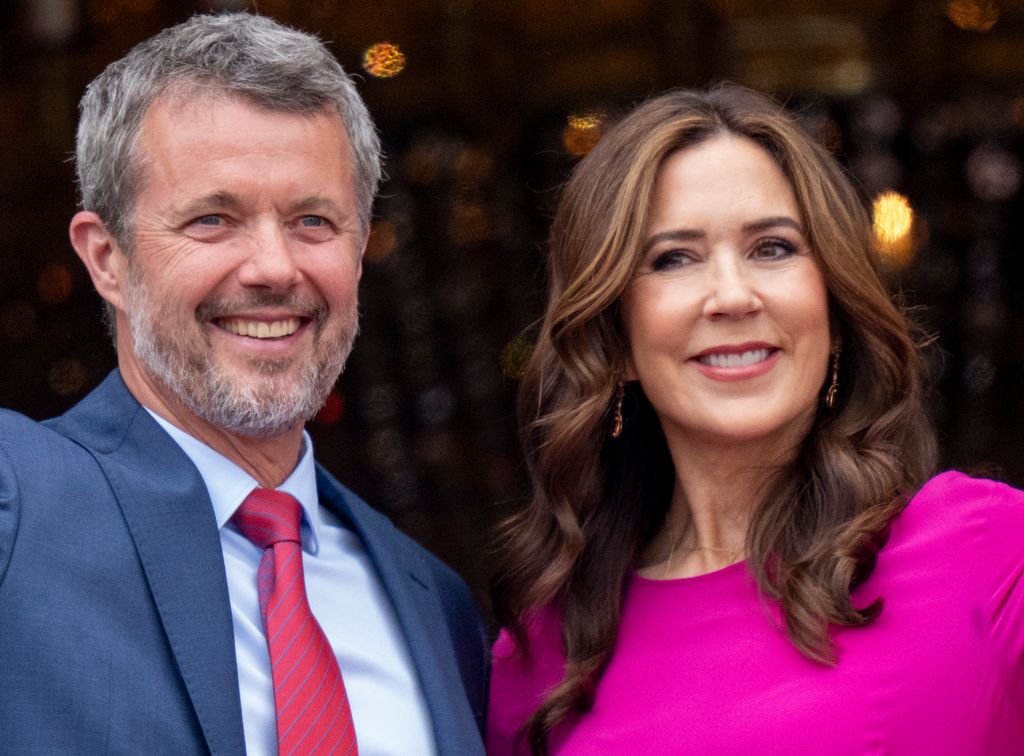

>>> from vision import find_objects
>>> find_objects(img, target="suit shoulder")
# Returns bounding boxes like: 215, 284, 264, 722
0, 408, 50, 438
0, 407, 102, 471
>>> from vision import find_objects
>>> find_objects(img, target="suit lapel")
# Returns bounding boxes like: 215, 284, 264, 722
54, 372, 246, 756
316, 467, 484, 756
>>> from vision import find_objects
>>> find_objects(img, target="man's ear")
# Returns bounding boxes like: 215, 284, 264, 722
69, 211, 127, 312
356, 236, 366, 282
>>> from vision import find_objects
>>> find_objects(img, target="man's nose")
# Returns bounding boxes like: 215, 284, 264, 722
237, 221, 302, 291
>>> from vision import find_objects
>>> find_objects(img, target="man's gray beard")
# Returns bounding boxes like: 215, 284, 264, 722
124, 269, 357, 439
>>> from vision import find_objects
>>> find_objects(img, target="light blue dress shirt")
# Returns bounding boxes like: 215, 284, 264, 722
148, 412, 437, 756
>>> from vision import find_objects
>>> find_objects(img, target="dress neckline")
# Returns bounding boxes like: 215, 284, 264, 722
631, 558, 748, 587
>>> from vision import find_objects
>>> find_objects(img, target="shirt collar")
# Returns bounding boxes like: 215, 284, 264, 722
145, 409, 322, 555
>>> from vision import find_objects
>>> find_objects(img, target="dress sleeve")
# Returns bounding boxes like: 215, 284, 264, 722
980, 479, 1024, 718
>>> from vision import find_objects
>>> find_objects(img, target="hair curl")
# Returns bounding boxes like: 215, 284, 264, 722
491, 84, 937, 755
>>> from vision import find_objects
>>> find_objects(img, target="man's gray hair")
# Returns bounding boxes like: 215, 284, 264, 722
75, 12, 382, 249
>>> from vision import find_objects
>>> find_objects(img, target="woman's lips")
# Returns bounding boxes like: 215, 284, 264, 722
691, 345, 780, 381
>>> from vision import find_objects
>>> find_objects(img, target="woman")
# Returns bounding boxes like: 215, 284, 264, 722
487, 85, 1024, 755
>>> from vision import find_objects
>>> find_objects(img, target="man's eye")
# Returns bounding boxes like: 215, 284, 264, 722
300, 215, 328, 228
195, 215, 223, 226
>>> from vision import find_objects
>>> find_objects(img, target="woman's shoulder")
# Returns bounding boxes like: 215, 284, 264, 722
897, 470, 1024, 572
906, 470, 1024, 525
906, 471, 1024, 712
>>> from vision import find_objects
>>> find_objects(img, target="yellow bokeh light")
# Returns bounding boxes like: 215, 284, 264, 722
945, 0, 999, 31
563, 110, 605, 157
500, 334, 534, 380
872, 190, 917, 267
362, 42, 406, 78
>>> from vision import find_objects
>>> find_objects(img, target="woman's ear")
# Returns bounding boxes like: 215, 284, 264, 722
624, 356, 638, 382
69, 211, 128, 313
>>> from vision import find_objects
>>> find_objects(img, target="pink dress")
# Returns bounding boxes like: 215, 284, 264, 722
487, 472, 1024, 755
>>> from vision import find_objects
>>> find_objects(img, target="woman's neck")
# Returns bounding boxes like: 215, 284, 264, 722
638, 435, 792, 579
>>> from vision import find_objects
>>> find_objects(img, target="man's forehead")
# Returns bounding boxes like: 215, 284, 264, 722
133, 87, 355, 174
144, 83, 344, 135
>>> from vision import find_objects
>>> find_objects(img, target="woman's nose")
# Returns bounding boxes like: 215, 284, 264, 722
702, 255, 762, 319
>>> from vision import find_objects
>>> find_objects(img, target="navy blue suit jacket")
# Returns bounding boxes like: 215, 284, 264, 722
0, 371, 487, 754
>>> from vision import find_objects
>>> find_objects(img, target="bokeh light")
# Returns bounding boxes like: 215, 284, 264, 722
852, 95, 902, 142
455, 146, 494, 184
945, 0, 1000, 31
48, 358, 88, 397
314, 390, 345, 425
37, 263, 74, 304
415, 431, 457, 466
365, 219, 399, 263
402, 134, 461, 185
415, 385, 456, 425
1, 301, 39, 343
966, 143, 1021, 201
362, 42, 406, 78
448, 194, 495, 246
963, 354, 996, 394
799, 110, 843, 153
363, 384, 401, 423
872, 190, 917, 267
563, 110, 605, 157
500, 333, 534, 380
368, 427, 406, 470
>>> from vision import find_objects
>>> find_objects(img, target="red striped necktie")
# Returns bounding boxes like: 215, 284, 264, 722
233, 489, 358, 755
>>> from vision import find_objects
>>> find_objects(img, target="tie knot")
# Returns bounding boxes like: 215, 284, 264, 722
233, 489, 302, 549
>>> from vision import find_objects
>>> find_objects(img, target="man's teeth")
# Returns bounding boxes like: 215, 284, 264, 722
700, 348, 771, 368
219, 318, 300, 339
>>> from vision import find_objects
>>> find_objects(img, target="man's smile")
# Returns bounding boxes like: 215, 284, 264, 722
215, 316, 302, 339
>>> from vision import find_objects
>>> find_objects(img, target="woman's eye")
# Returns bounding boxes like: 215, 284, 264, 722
753, 237, 797, 260
651, 250, 693, 271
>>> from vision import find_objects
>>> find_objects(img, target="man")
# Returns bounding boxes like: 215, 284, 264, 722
0, 13, 487, 756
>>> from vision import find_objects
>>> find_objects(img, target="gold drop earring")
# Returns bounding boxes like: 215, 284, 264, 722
610, 381, 625, 438
825, 350, 840, 409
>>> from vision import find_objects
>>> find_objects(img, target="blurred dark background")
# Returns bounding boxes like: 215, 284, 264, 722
1, 0, 1022, 611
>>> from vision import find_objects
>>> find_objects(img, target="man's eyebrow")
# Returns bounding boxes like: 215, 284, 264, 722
291, 197, 348, 218
175, 191, 244, 219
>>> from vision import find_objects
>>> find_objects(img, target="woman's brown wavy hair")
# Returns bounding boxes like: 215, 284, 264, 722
491, 84, 938, 755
